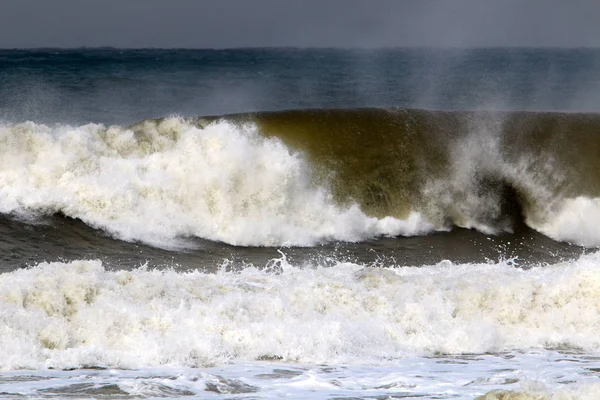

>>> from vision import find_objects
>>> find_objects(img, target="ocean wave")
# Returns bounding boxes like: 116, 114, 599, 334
0, 117, 431, 247
1, 252, 600, 370
1, 108, 599, 248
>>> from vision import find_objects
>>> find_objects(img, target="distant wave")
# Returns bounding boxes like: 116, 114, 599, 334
0, 108, 599, 248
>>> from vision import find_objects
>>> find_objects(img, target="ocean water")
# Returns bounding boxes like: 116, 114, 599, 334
1, 48, 600, 399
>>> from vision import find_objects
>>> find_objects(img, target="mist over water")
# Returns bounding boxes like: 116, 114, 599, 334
1, 48, 599, 125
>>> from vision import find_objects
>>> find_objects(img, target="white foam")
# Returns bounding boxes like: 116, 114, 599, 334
0, 118, 432, 247
534, 196, 600, 248
2, 253, 600, 370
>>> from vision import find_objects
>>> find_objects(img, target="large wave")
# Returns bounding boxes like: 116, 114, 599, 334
2, 253, 600, 370
0, 117, 429, 248
1, 108, 599, 247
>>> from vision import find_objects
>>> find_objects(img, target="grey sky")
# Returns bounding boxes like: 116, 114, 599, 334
1, 0, 599, 48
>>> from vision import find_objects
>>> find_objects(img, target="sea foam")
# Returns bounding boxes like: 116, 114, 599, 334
0, 118, 430, 247
1, 252, 600, 370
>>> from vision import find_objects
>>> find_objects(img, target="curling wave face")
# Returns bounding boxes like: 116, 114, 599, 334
201, 108, 600, 247
1, 107, 599, 248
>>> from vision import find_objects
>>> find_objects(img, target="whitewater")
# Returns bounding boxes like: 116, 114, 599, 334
0, 118, 431, 248
2, 253, 600, 398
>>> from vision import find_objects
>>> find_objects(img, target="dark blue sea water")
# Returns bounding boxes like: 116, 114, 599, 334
1, 48, 599, 125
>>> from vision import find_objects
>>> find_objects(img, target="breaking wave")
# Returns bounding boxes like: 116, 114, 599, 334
2, 252, 600, 370
0, 117, 430, 247
1, 107, 599, 247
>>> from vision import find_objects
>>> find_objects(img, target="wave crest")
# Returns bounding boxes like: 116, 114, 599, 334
0, 117, 430, 247
1, 108, 600, 248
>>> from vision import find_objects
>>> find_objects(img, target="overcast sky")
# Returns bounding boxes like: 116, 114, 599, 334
1, 0, 599, 48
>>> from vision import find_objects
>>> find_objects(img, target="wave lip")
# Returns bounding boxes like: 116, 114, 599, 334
2, 252, 600, 370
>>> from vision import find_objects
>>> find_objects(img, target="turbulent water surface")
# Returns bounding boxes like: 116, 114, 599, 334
1, 48, 600, 399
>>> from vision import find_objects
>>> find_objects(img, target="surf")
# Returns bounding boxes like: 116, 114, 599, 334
0, 107, 599, 248
2, 252, 600, 370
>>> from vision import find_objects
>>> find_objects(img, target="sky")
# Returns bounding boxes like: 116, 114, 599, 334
0, 0, 599, 48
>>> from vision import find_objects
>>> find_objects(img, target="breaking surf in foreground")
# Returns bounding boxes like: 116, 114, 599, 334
2, 253, 600, 398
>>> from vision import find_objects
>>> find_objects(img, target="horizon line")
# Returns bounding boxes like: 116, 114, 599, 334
1, 45, 600, 51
